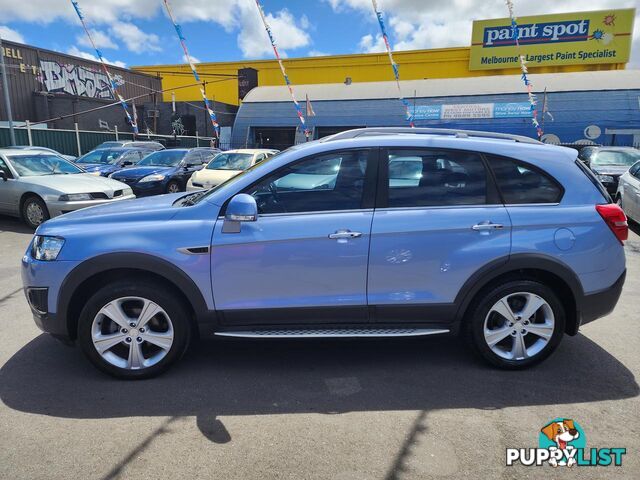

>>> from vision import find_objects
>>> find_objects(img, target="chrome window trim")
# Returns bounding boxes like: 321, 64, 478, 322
217, 208, 374, 220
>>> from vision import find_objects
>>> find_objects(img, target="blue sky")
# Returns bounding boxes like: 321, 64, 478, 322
0, 0, 638, 68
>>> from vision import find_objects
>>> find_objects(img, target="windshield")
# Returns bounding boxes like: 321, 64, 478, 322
76, 149, 124, 165
138, 150, 187, 167
207, 152, 254, 171
97, 141, 123, 149
592, 150, 640, 167
8, 154, 82, 176
190, 151, 284, 205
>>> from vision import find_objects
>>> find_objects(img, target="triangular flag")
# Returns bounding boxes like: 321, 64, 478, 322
306, 94, 316, 117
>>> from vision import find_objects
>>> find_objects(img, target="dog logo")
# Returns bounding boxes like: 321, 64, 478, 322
539, 419, 582, 467
506, 418, 626, 467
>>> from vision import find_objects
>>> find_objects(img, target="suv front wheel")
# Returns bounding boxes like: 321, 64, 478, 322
78, 280, 191, 379
467, 280, 565, 369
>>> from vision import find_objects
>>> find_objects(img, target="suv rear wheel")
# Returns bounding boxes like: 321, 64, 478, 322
467, 280, 565, 369
78, 281, 191, 379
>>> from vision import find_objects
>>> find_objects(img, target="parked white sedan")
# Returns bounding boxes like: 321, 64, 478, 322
617, 158, 640, 223
186, 149, 278, 191
0, 149, 135, 229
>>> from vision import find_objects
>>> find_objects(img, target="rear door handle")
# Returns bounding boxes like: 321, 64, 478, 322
472, 222, 504, 231
329, 230, 362, 239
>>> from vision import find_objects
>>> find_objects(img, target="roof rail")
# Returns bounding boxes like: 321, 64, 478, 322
322, 127, 543, 145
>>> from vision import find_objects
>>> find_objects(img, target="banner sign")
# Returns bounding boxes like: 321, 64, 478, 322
469, 9, 635, 70
410, 102, 532, 120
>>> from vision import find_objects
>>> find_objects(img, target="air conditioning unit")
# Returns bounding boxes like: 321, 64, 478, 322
147, 110, 160, 118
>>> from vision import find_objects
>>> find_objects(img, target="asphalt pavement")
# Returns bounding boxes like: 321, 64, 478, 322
0, 215, 638, 479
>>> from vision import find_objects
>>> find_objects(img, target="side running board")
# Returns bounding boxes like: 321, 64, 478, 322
215, 328, 449, 339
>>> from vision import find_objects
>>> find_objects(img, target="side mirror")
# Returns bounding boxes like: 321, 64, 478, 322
222, 194, 257, 233
0, 171, 6, 181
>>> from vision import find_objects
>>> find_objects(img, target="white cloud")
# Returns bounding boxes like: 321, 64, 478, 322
183, 54, 200, 64
76, 29, 117, 50
66, 46, 127, 68
0, 25, 24, 43
236, 5, 311, 58
327, 0, 640, 67
308, 50, 330, 57
110, 22, 161, 54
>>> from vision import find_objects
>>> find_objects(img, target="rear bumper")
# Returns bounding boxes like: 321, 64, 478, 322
579, 269, 626, 328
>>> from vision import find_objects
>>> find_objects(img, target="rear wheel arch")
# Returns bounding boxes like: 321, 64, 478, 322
58, 253, 212, 340
455, 254, 582, 336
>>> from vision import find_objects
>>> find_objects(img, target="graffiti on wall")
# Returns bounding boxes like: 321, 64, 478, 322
38, 60, 125, 100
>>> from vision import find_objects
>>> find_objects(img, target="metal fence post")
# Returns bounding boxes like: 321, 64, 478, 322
196, 131, 199, 147
114, 125, 119, 141
75, 123, 82, 156
26, 120, 33, 146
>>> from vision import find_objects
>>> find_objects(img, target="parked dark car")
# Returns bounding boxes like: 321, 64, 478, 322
74, 148, 153, 177
109, 148, 204, 196
578, 146, 640, 195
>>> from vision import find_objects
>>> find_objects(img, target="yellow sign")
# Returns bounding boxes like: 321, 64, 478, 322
469, 9, 635, 70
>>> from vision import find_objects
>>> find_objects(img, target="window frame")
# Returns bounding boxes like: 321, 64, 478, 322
629, 161, 640, 179
484, 153, 565, 206
376, 147, 502, 209
220, 147, 379, 217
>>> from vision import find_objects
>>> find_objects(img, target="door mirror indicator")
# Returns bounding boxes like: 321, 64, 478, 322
223, 194, 258, 233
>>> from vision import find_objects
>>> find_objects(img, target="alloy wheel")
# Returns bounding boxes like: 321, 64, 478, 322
91, 296, 174, 370
483, 292, 555, 361
167, 182, 180, 193
25, 201, 45, 226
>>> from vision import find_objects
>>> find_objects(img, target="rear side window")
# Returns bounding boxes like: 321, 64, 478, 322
386, 149, 488, 207
486, 155, 563, 204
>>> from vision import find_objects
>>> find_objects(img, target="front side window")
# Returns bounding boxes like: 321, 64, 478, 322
245, 150, 369, 214
8, 155, 82, 176
629, 161, 640, 179
487, 155, 563, 204
386, 149, 488, 207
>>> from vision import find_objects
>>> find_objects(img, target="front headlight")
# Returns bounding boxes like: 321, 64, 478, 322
31, 236, 65, 261
89, 170, 102, 176
59, 193, 92, 201
139, 174, 166, 183
597, 174, 614, 183
123, 187, 133, 196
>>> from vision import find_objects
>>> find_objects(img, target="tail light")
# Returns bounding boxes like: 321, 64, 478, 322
596, 204, 628, 245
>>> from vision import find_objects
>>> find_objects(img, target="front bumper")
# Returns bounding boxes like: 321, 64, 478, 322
48, 194, 136, 217
127, 181, 167, 197
579, 269, 626, 327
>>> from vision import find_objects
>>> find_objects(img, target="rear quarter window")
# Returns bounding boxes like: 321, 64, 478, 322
574, 159, 611, 202
486, 155, 564, 204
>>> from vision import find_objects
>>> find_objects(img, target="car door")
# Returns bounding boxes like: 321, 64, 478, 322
0, 157, 17, 214
211, 148, 376, 326
623, 162, 640, 220
367, 147, 512, 324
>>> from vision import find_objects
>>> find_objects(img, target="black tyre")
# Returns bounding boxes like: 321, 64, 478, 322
22, 195, 50, 229
77, 280, 191, 379
166, 180, 181, 194
466, 280, 565, 369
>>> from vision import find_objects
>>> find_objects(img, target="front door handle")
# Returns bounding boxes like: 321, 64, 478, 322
328, 230, 362, 239
472, 222, 504, 231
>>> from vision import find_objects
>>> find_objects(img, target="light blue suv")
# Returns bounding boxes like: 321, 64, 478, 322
21, 128, 628, 378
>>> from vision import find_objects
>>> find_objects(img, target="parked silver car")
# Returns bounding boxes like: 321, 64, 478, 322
0, 149, 135, 229
1, 145, 76, 162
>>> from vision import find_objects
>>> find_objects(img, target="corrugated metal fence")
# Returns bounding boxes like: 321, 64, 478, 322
0, 125, 223, 156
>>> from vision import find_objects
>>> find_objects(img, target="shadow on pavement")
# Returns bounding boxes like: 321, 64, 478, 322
0, 215, 33, 234
1, 334, 637, 444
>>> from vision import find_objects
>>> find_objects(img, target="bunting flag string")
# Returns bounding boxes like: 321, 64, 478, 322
162, 0, 219, 138
505, 0, 543, 139
254, 0, 310, 139
371, 0, 414, 127
70, 1, 138, 134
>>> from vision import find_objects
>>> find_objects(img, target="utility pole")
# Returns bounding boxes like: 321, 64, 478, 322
0, 35, 16, 146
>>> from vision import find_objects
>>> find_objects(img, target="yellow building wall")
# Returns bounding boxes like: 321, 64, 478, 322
132, 46, 625, 107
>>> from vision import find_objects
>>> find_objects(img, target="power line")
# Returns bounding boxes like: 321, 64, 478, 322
31, 77, 234, 126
